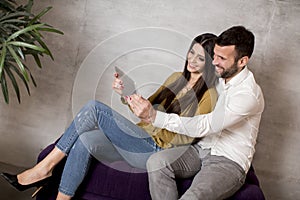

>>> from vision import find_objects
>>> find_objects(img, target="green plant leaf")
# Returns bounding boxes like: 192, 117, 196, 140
23, 63, 37, 87
8, 45, 25, 62
29, 6, 52, 25
0, 1, 63, 103
4, 64, 20, 103
24, 0, 33, 14
30, 72, 37, 87
16, 46, 24, 59
0, 19, 27, 24
7, 61, 31, 95
0, 14, 5, 20
20, 32, 36, 45
2, 23, 21, 31
0, 1, 16, 12
30, 31, 53, 59
0, 25, 8, 34
7, 23, 44, 42
0, 44, 7, 77
0, 71, 9, 103
0, 11, 30, 21
7, 45, 29, 81
36, 27, 64, 35
32, 53, 42, 68
8, 41, 47, 53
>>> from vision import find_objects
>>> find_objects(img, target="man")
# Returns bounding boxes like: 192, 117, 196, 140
128, 26, 264, 200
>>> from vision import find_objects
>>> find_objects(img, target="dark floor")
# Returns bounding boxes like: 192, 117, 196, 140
0, 162, 37, 200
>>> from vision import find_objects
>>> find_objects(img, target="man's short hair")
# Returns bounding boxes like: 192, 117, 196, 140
216, 26, 255, 60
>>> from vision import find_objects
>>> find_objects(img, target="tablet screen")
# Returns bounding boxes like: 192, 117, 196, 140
115, 66, 136, 96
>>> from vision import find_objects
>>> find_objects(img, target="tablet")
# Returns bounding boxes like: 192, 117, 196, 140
115, 66, 136, 96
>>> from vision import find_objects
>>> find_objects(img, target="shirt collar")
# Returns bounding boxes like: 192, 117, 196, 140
220, 66, 249, 89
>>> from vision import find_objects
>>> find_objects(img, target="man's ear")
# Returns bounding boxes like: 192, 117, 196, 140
238, 56, 249, 68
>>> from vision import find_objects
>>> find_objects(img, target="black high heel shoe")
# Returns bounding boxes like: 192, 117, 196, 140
0, 172, 51, 198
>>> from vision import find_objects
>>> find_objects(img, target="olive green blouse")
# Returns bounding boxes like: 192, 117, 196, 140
136, 72, 217, 149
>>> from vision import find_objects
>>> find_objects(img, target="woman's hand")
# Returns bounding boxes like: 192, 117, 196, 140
127, 94, 157, 123
112, 73, 124, 95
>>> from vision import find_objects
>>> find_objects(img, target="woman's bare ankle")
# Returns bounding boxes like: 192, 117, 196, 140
56, 192, 72, 200
17, 146, 65, 185
17, 165, 52, 185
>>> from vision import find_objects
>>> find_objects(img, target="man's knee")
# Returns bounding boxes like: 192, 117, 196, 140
147, 151, 170, 172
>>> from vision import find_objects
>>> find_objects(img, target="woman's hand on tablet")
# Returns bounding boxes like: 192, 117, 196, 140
112, 72, 124, 95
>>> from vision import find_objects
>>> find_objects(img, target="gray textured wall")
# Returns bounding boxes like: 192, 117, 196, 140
0, 0, 299, 199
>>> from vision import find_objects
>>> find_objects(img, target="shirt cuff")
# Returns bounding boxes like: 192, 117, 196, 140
153, 111, 168, 128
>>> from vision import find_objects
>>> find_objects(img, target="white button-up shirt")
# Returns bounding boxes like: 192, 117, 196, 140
153, 67, 265, 172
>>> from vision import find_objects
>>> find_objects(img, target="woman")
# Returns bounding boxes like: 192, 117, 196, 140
1, 33, 217, 200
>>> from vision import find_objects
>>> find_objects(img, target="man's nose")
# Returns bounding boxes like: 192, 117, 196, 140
212, 57, 218, 65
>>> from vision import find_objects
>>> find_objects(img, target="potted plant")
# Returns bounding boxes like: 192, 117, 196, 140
0, 0, 63, 103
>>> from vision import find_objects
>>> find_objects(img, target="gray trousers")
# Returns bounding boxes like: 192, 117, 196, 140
146, 145, 246, 200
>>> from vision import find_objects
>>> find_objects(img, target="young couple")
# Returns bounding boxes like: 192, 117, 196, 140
1, 25, 264, 200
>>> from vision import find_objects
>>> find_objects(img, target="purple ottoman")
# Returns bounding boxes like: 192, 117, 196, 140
36, 143, 265, 200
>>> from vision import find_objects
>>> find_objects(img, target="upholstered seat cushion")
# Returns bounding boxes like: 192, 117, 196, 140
36, 143, 265, 200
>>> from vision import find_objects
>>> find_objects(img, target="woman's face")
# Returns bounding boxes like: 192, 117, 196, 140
187, 43, 206, 74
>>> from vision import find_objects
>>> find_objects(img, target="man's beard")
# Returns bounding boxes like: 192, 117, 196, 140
216, 61, 239, 79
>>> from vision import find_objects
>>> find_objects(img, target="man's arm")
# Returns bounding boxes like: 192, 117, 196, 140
127, 94, 157, 123
128, 92, 263, 138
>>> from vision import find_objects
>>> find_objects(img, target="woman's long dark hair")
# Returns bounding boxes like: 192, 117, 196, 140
151, 33, 217, 116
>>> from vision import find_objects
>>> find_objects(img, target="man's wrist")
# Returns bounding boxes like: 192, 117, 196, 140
149, 109, 157, 123
152, 111, 166, 128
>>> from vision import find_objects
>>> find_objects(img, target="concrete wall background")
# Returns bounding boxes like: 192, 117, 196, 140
0, 0, 299, 199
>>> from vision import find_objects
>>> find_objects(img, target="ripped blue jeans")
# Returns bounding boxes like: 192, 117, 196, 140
55, 100, 162, 197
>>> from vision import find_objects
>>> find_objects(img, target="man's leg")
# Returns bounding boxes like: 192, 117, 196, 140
180, 155, 246, 200
146, 146, 201, 200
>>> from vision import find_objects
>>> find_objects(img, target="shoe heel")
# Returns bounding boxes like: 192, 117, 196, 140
31, 186, 43, 198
